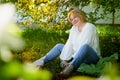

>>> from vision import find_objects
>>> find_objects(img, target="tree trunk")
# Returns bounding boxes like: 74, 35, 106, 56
112, 10, 115, 25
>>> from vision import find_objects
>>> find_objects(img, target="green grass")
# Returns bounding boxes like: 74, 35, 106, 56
20, 27, 68, 62
20, 25, 120, 61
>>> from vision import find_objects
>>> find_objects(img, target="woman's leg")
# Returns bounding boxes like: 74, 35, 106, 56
70, 44, 99, 70
33, 43, 64, 67
60, 44, 99, 78
44, 43, 64, 63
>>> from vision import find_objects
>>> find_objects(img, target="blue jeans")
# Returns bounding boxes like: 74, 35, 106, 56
70, 44, 99, 69
43, 43, 99, 69
44, 44, 64, 63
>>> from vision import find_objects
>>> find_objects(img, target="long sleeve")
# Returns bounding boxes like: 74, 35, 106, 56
60, 29, 74, 60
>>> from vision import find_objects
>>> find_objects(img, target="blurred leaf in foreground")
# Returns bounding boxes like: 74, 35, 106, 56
68, 76, 96, 80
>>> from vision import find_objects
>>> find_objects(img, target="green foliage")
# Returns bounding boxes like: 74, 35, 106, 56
91, 0, 120, 24
97, 25, 120, 57
77, 53, 119, 76
70, 0, 90, 7
0, 60, 52, 80
0, 0, 17, 3
16, 0, 60, 26
91, 0, 120, 12
1, 0, 120, 29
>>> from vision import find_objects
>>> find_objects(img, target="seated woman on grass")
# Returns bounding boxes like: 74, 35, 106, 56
33, 8, 101, 78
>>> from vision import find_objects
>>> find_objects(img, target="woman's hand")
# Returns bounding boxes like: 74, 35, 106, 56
60, 60, 69, 68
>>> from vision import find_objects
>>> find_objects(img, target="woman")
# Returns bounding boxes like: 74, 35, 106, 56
33, 9, 101, 78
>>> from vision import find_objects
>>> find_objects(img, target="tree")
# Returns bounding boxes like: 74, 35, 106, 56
1, 0, 120, 30
66, 0, 104, 23
90, 0, 120, 25
0, 0, 71, 32
70, 0, 120, 25
15, 0, 72, 32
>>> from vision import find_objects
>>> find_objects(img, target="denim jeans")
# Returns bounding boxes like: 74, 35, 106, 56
43, 43, 99, 70
44, 44, 64, 63
70, 44, 99, 69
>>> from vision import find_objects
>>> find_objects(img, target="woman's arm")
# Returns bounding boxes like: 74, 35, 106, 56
60, 28, 74, 61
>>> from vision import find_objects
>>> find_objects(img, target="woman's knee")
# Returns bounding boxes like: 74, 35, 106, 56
82, 44, 90, 49
55, 43, 64, 48
55, 43, 64, 50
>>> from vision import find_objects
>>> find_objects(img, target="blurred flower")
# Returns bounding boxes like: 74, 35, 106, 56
0, 3, 15, 28
0, 3, 52, 80
0, 3, 25, 62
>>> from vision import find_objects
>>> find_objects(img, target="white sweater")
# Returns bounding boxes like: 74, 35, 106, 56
60, 23, 101, 60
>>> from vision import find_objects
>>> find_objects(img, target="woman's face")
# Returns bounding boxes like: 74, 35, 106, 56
69, 13, 81, 26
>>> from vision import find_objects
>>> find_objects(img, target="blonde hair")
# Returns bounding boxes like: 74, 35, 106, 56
67, 9, 87, 22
